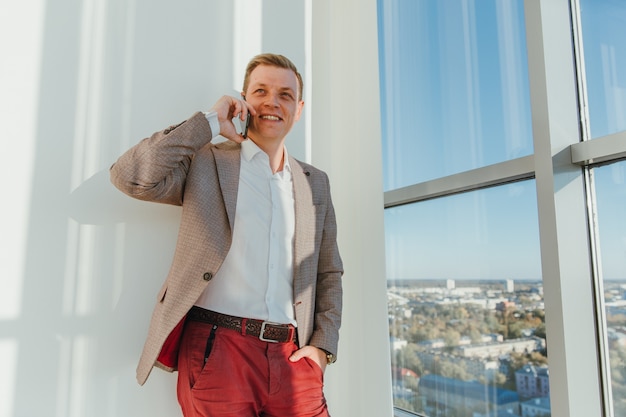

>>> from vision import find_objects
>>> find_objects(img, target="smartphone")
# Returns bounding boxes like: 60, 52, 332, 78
242, 112, 251, 138
233, 112, 251, 138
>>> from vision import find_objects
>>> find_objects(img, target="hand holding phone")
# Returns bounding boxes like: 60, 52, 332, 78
230, 110, 251, 139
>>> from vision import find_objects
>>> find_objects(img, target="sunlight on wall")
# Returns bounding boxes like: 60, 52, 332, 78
0, 1, 45, 320
64, 220, 128, 316
233, 0, 262, 93
112, 223, 127, 310
72, 0, 107, 191
63, 222, 99, 316
0, 339, 18, 417
55, 334, 73, 417
55, 335, 91, 417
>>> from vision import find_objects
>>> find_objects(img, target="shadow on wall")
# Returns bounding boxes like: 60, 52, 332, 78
4, 1, 231, 416
3, 0, 308, 415
24, 169, 182, 416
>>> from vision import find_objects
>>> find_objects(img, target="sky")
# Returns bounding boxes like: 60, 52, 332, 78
378, 0, 626, 281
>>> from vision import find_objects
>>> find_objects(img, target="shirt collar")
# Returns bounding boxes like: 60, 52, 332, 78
241, 139, 291, 174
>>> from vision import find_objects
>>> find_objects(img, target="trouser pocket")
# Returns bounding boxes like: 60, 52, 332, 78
203, 324, 218, 364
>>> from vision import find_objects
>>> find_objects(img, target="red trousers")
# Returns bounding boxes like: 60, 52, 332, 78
176, 320, 330, 417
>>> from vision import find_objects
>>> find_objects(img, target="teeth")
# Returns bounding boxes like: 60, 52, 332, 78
261, 115, 280, 121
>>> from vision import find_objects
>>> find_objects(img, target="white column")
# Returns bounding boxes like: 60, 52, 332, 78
309, 1, 394, 416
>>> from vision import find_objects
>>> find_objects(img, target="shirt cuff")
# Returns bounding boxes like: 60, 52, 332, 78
203, 111, 220, 139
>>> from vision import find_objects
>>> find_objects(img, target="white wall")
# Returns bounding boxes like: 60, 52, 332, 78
309, 1, 394, 416
0, 0, 392, 416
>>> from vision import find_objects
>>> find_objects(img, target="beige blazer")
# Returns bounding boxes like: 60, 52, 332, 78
110, 112, 343, 385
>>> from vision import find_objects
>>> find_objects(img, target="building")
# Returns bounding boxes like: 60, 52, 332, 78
506, 279, 515, 293
418, 374, 519, 416
455, 338, 546, 360
515, 365, 550, 400
521, 396, 551, 417
417, 350, 501, 382
391, 336, 408, 351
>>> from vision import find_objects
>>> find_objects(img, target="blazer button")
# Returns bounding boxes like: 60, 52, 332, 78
203, 272, 213, 281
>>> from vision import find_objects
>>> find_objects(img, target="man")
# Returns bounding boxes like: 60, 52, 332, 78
110, 53, 343, 417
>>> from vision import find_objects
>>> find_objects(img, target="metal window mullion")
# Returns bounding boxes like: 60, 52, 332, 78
384, 155, 535, 208
569, 0, 616, 415
525, 1, 604, 417
583, 164, 613, 417
570, 0, 592, 145
571, 131, 626, 166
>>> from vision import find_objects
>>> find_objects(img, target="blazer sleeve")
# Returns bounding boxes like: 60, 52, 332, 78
110, 112, 214, 206
310, 173, 344, 357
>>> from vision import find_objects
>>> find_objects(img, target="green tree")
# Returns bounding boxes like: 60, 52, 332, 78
397, 343, 424, 376
534, 323, 547, 339
508, 322, 523, 339
444, 329, 461, 348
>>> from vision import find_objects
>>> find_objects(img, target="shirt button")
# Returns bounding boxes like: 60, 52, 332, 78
203, 272, 213, 281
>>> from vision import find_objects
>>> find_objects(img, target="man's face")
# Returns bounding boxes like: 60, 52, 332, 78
243, 65, 304, 143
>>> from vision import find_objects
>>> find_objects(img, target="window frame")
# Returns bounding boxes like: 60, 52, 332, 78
382, 1, 626, 416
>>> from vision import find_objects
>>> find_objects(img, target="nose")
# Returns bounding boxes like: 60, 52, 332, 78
262, 92, 280, 107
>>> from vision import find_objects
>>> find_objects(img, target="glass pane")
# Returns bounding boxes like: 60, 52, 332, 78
377, 0, 533, 191
580, 0, 626, 139
386, 182, 550, 416
594, 161, 626, 415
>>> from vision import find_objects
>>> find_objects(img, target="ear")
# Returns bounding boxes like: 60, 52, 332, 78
294, 100, 304, 122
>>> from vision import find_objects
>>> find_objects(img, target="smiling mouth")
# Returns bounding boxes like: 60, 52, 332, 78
260, 115, 282, 121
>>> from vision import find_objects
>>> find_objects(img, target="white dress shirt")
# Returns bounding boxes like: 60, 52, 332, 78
195, 116, 296, 325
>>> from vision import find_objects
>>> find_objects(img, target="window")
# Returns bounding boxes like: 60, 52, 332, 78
579, 0, 626, 139
577, 1, 626, 415
595, 162, 626, 416
379, 0, 626, 416
378, 0, 532, 190
386, 183, 544, 416
378, 1, 549, 416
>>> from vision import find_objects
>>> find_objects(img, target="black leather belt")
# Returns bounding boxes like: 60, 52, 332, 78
188, 306, 296, 343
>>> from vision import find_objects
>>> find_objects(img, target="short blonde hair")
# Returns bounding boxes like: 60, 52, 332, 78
242, 53, 303, 101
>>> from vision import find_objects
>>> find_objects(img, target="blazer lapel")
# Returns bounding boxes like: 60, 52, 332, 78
213, 142, 241, 231
290, 157, 316, 290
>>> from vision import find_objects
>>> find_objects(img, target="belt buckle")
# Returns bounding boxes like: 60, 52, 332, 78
259, 321, 282, 343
